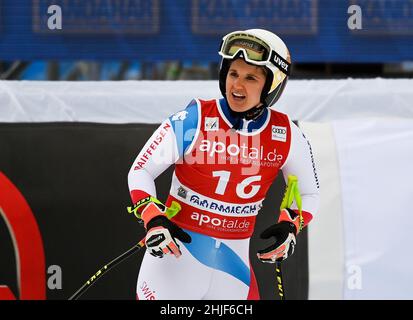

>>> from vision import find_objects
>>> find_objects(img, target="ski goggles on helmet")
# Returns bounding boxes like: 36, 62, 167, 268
218, 31, 290, 76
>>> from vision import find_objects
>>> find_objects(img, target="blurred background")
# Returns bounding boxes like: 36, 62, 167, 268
1, 0, 413, 81
1, 0, 413, 301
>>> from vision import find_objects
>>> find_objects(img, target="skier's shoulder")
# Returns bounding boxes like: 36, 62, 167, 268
168, 98, 202, 135
169, 99, 196, 120
268, 107, 290, 122
169, 98, 219, 124
184, 97, 218, 110
268, 108, 295, 128
267, 108, 307, 146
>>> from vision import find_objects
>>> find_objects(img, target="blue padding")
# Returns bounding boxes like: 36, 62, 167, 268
183, 230, 250, 286
169, 99, 199, 156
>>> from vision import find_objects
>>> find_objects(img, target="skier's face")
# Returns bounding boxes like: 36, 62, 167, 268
226, 58, 267, 112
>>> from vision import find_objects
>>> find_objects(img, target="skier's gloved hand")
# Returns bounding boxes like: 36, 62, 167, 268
257, 208, 299, 263
142, 202, 191, 258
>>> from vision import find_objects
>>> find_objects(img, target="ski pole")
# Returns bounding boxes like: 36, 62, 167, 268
275, 260, 285, 300
68, 238, 146, 300
277, 175, 303, 300
69, 200, 181, 300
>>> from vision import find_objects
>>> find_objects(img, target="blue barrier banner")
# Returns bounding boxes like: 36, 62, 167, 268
350, 0, 413, 34
32, 0, 160, 34
0, 0, 412, 62
191, 0, 318, 35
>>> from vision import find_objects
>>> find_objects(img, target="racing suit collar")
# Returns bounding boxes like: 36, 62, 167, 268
219, 98, 268, 132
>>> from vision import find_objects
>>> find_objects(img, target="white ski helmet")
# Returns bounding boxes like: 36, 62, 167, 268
218, 29, 291, 108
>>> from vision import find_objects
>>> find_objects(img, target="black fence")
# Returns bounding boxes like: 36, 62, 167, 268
0, 122, 308, 300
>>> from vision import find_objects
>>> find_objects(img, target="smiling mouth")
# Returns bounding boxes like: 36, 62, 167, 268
232, 92, 246, 101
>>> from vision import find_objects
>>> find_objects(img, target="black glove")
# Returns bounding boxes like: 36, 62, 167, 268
257, 220, 297, 263
146, 215, 191, 258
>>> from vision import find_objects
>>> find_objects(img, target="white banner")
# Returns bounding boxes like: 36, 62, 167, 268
1, 79, 413, 123
334, 118, 413, 299
302, 118, 413, 299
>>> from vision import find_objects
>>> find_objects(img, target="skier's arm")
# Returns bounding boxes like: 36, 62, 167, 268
128, 129, 193, 259
128, 118, 179, 203
127, 101, 199, 258
279, 120, 320, 229
128, 100, 199, 207
257, 121, 320, 263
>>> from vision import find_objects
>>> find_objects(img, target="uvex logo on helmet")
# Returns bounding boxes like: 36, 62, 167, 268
272, 52, 290, 74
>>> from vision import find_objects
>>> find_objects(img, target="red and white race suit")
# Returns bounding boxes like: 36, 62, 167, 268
129, 98, 319, 300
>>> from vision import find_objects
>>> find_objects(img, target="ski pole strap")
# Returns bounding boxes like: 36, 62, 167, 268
127, 196, 182, 221
280, 175, 304, 232
127, 196, 163, 219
